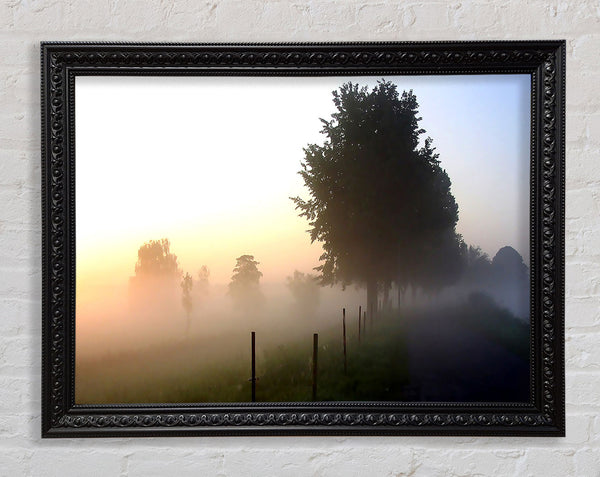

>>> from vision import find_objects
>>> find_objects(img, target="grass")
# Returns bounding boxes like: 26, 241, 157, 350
258, 314, 409, 402
457, 292, 530, 361
76, 311, 410, 404
76, 296, 527, 404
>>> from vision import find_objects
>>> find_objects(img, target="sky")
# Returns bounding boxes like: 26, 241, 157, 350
75, 74, 530, 289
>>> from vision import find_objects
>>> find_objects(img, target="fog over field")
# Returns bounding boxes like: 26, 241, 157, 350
75, 74, 531, 404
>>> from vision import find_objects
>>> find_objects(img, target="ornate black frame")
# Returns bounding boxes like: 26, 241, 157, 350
41, 41, 565, 437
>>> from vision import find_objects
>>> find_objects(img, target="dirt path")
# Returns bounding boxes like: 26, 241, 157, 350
403, 308, 530, 402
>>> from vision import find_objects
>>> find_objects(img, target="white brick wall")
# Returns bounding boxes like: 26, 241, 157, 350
0, 1, 598, 475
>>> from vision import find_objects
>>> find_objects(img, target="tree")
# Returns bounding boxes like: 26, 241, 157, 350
196, 265, 210, 299
134, 238, 180, 279
228, 255, 264, 308
461, 244, 493, 287
490, 246, 529, 319
416, 230, 465, 297
181, 272, 193, 334
291, 81, 459, 313
286, 270, 320, 316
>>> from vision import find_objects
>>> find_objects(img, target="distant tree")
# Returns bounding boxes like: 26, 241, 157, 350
181, 272, 193, 334
462, 244, 493, 287
491, 246, 529, 319
417, 230, 465, 297
196, 265, 210, 298
492, 246, 528, 280
286, 270, 320, 316
228, 255, 264, 308
291, 80, 459, 313
134, 238, 180, 279
128, 238, 181, 310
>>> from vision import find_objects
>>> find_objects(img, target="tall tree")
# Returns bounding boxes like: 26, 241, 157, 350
134, 238, 180, 279
228, 255, 264, 308
196, 265, 210, 299
181, 272, 193, 334
292, 81, 459, 313
286, 270, 320, 316
128, 238, 181, 310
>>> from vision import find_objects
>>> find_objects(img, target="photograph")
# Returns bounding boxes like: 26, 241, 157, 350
74, 73, 531, 405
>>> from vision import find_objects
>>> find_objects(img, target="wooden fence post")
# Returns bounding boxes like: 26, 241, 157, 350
312, 333, 318, 401
342, 308, 347, 375
251, 331, 256, 402
358, 309, 361, 343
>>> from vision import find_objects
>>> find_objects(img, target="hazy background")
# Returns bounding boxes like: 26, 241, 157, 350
74, 75, 531, 403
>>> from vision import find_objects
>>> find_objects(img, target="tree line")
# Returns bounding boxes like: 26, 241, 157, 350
291, 80, 527, 315
129, 239, 321, 328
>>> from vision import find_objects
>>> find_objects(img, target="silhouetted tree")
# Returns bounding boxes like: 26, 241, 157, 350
461, 244, 493, 287
196, 265, 210, 299
417, 230, 465, 297
491, 246, 529, 319
128, 238, 181, 311
134, 238, 180, 279
181, 272, 193, 334
286, 270, 320, 316
292, 81, 459, 313
228, 255, 264, 309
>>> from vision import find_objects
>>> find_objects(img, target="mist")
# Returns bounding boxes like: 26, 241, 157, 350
75, 75, 531, 404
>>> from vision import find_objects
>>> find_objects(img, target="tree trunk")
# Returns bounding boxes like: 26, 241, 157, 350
367, 279, 378, 321
383, 282, 390, 311
397, 284, 402, 310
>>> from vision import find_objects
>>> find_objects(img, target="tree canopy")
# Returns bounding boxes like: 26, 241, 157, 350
291, 80, 460, 311
181, 272, 193, 334
286, 270, 320, 315
134, 238, 180, 279
228, 255, 264, 308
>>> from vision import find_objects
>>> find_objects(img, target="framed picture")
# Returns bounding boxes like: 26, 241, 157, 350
41, 41, 565, 437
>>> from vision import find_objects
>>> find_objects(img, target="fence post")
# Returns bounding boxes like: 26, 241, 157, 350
312, 333, 318, 401
358, 309, 361, 344
251, 331, 256, 402
359, 306, 363, 341
342, 308, 347, 375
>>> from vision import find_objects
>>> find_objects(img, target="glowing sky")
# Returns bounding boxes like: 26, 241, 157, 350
76, 74, 530, 287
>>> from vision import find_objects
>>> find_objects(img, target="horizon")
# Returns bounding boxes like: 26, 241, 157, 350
76, 74, 530, 292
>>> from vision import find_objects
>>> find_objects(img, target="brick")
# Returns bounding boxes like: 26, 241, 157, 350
453, 2, 502, 34
566, 260, 600, 299
0, 227, 41, 269
566, 372, 600, 408
574, 448, 600, 477
405, 3, 453, 32
30, 451, 123, 477
0, 186, 40, 227
308, 2, 356, 30
568, 188, 600, 220
356, 4, 403, 34
0, 449, 32, 477
0, 335, 40, 376
0, 377, 32, 413
571, 34, 600, 72
0, 299, 40, 337
520, 449, 576, 477
566, 296, 600, 327
431, 449, 521, 476
11, 0, 68, 32
64, 0, 113, 30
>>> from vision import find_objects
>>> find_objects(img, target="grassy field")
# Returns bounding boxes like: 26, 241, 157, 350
76, 296, 528, 404
76, 311, 410, 404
